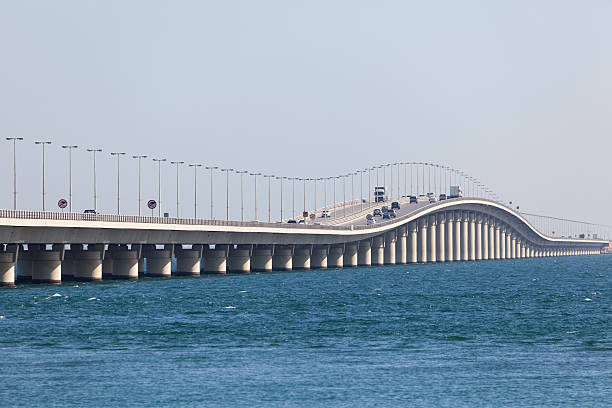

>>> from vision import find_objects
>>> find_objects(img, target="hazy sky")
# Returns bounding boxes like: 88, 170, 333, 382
1, 1, 611, 223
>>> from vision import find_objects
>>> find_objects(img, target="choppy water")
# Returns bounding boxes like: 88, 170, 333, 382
1, 256, 611, 407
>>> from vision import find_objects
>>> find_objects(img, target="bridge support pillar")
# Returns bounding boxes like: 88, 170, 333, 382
445, 212, 454, 262
428, 215, 436, 263
328, 245, 344, 268
31, 244, 65, 284
344, 243, 358, 267
16, 245, 32, 283
358, 240, 372, 266
0, 245, 18, 286
112, 245, 140, 280
73, 244, 104, 281
461, 212, 469, 261
500, 227, 507, 259
511, 235, 517, 259
203, 245, 229, 274
454, 211, 461, 261
468, 212, 476, 261
482, 217, 489, 260
272, 245, 293, 271
311, 245, 328, 269
252, 246, 273, 272
144, 244, 174, 277
418, 218, 427, 263
372, 236, 384, 266
494, 223, 501, 259
475, 215, 482, 261
292, 245, 311, 270
62, 246, 78, 280
506, 232, 512, 259
384, 231, 396, 265
521, 243, 526, 258
408, 222, 418, 264
175, 245, 203, 276
436, 214, 445, 262
228, 245, 252, 273
102, 245, 115, 278
395, 226, 407, 264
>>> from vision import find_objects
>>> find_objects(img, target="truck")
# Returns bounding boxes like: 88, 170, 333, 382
449, 185, 462, 199
374, 186, 386, 203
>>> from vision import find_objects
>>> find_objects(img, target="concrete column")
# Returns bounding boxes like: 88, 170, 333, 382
31, 244, 65, 284
511, 235, 517, 259
228, 245, 252, 273
272, 245, 293, 271
494, 223, 501, 259
252, 245, 273, 272
312, 245, 328, 269
454, 211, 461, 261
175, 245, 203, 276
468, 212, 476, 261
500, 227, 507, 259
384, 231, 396, 265
437, 213, 446, 262
395, 226, 407, 265
344, 243, 358, 267
112, 245, 140, 280
475, 215, 482, 261
506, 233, 511, 259
526, 246, 531, 258
102, 245, 115, 278
358, 240, 372, 266
0, 245, 18, 286
16, 244, 32, 283
428, 215, 437, 263
144, 244, 174, 277
418, 217, 427, 263
372, 236, 385, 266
408, 222, 418, 264
328, 245, 344, 268
445, 212, 454, 262
203, 244, 229, 274
461, 212, 469, 261
482, 217, 489, 260
292, 245, 311, 270
73, 244, 104, 282
62, 247, 77, 280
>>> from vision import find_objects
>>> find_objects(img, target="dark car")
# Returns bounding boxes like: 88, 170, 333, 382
387, 209, 396, 218
382, 212, 390, 219
409, 196, 417, 204
439, 194, 447, 201
83, 209, 97, 214
391, 201, 400, 210
373, 209, 382, 217
381, 205, 389, 213
287, 219, 297, 224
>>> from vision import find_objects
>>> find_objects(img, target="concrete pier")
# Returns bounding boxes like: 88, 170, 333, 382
475, 215, 482, 261
428, 215, 436, 263
344, 243, 358, 267
252, 246, 273, 272
395, 226, 407, 265
454, 211, 461, 261
358, 240, 372, 266
384, 231, 396, 265
437, 213, 445, 262
312, 245, 328, 269
0, 245, 18, 286
111, 245, 140, 280
372, 236, 384, 266
228, 245, 252, 273
272, 245, 293, 271
175, 245, 203, 276
145, 244, 174, 277
62, 247, 77, 280
409, 222, 418, 264
74, 244, 104, 282
328, 245, 344, 268
446, 212, 454, 262
292, 245, 311, 270
500, 227, 507, 259
482, 217, 489, 260
31, 244, 65, 284
16, 244, 32, 283
468, 213, 476, 261
418, 218, 427, 263
203, 245, 229, 274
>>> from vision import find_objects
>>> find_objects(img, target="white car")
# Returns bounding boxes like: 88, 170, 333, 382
367, 218, 376, 225
429, 196, 437, 203
320, 210, 331, 218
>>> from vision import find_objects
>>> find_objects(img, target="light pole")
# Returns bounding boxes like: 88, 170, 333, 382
396, 163, 400, 201
110, 152, 126, 215
6, 137, 23, 211
251, 172, 261, 221
351, 172, 355, 214
302, 177, 306, 216
170, 161, 184, 217
291, 177, 296, 219
87, 148, 102, 212
388, 164, 393, 201
323, 177, 329, 211
152, 158, 166, 216
132, 155, 147, 216
359, 170, 363, 211
333, 176, 337, 218
236, 170, 247, 222
205, 166, 218, 219
343, 174, 347, 218
264, 174, 273, 223
189, 164, 202, 219
222, 168, 233, 221
34, 141, 52, 211
61, 145, 78, 212
276, 176, 284, 222
368, 168, 372, 208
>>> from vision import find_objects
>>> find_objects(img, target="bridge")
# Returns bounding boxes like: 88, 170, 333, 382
0, 197, 606, 286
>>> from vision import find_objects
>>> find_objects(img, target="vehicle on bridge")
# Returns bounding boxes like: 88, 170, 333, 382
439, 193, 447, 201
374, 186, 386, 203
409, 196, 417, 204
391, 201, 400, 210
449, 185, 462, 199
373, 209, 382, 217
320, 210, 331, 218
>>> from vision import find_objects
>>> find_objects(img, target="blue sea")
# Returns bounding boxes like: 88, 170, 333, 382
1, 256, 610, 407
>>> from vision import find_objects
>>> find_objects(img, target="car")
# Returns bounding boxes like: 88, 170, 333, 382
387, 209, 396, 218
391, 201, 400, 210
439, 194, 447, 201
373, 209, 382, 217
367, 218, 376, 225
409, 196, 417, 204
382, 212, 390, 219
83, 209, 97, 214
320, 210, 331, 218
298, 219, 305, 224
429, 196, 437, 203
287, 219, 297, 224
381, 205, 389, 213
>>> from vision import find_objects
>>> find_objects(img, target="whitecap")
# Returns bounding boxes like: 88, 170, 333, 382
566, 331, 578, 334
239, 290, 247, 293
0, 316, 4, 319
584, 298, 592, 302
223, 306, 236, 309
87, 297, 98, 301
51, 293, 61, 297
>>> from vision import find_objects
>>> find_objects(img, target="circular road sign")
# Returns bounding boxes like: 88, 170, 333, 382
147, 199, 157, 210
58, 199, 68, 209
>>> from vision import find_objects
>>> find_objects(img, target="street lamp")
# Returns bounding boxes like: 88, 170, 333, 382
170, 161, 184, 217
291, 177, 296, 219
152, 158, 166, 217
222, 168, 233, 221
60, 145, 78, 211
189, 164, 202, 219
205, 166, 218, 219
250, 172, 261, 221
34, 140, 52, 211
264, 174, 273, 223
236, 170, 248, 222
87, 148, 102, 212
276, 176, 286, 222
132, 155, 147, 216
6, 137, 23, 211
110, 152, 126, 215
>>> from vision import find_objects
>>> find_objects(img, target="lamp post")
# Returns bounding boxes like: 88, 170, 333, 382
6, 137, 23, 210
236, 170, 247, 222
61, 145, 78, 212
333, 176, 337, 218
34, 140, 52, 211
110, 152, 126, 215
205, 166, 218, 219
343, 174, 348, 218
170, 161, 184, 217
222, 168, 233, 221
368, 168, 372, 208
276, 176, 285, 222
264, 174, 273, 223
87, 148, 102, 212
291, 177, 296, 219
152, 158, 166, 217
251, 172, 261, 221
302, 177, 306, 216
132, 155, 147, 216
351, 172, 355, 214
358, 170, 363, 211
189, 164, 202, 219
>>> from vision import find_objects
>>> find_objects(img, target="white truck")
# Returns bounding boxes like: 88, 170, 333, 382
449, 186, 462, 199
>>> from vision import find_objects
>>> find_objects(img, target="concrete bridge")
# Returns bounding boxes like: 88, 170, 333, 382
0, 197, 606, 286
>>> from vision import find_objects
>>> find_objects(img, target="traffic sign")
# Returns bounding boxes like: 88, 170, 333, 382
58, 199, 67, 209
147, 200, 157, 210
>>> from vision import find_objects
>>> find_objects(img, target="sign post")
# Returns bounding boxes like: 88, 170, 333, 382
58, 198, 67, 213
147, 199, 157, 216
